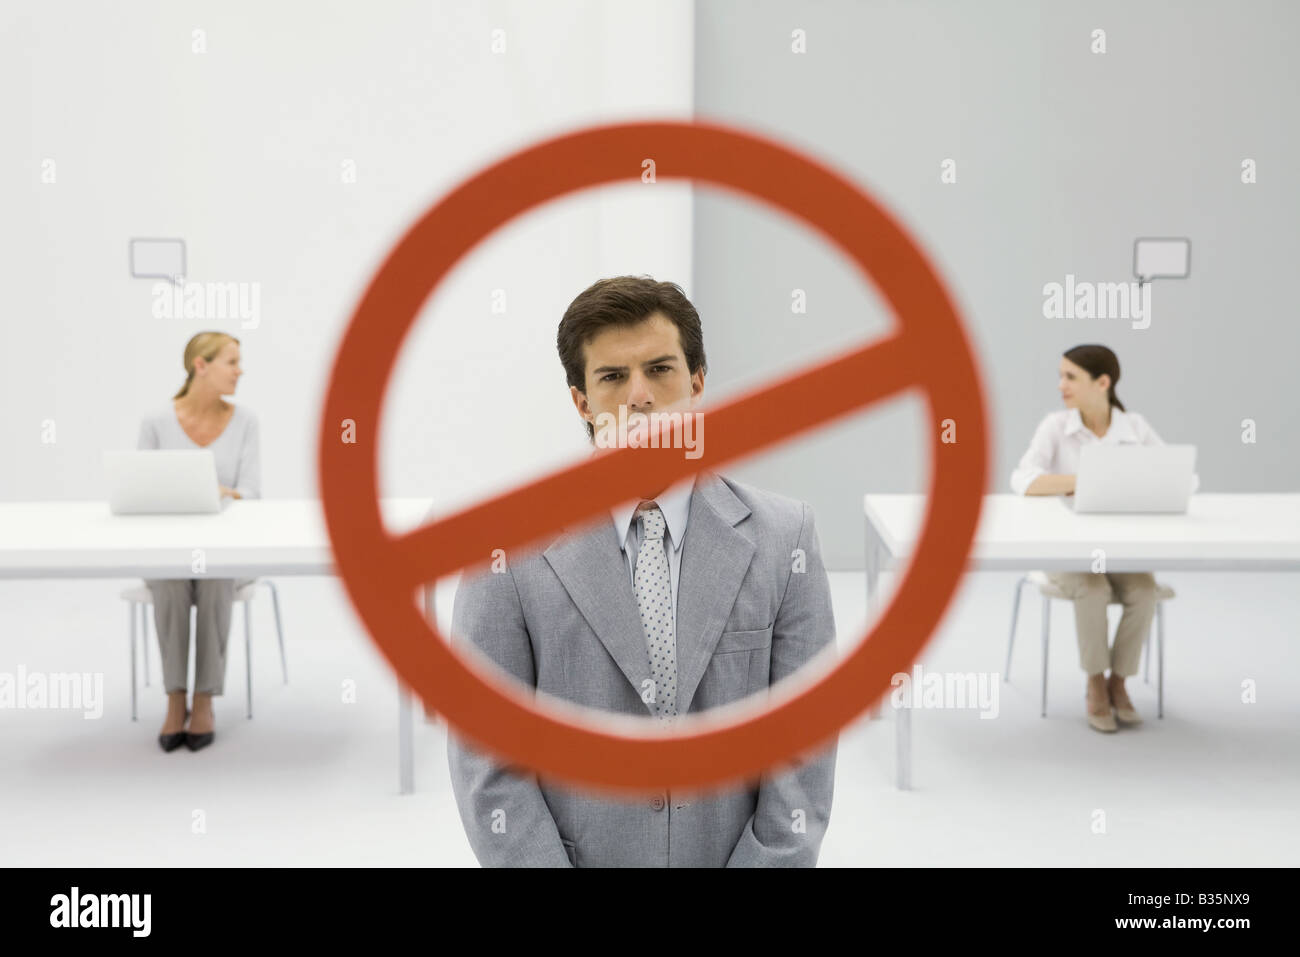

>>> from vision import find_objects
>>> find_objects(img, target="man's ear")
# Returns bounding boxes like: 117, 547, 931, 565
690, 366, 705, 398
570, 384, 592, 424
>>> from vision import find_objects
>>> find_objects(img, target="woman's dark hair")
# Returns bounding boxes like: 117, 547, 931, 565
557, 276, 708, 440
1063, 344, 1125, 411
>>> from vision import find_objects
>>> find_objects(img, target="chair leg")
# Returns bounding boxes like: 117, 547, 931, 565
1040, 596, 1051, 717
1005, 576, 1027, 681
1157, 601, 1165, 719
129, 602, 138, 722
245, 600, 253, 720
264, 580, 287, 684
141, 603, 152, 687
1142, 622, 1151, 685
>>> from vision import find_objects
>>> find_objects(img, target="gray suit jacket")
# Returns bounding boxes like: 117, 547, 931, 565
446, 469, 838, 867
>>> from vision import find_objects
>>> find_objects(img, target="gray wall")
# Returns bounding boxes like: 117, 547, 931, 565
692, 0, 1300, 569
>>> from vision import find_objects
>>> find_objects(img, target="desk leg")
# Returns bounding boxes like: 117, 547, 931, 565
129, 604, 138, 722
865, 517, 883, 720
894, 684, 912, 790
864, 515, 880, 615
1157, 603, 1165, 719
398, 681, 414, 795
422, 584, 439, 725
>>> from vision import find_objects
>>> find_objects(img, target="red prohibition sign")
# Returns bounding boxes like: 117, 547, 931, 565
319, 120, 988, 794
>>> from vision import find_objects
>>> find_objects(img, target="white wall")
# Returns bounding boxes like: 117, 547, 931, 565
1, 0, 695, 521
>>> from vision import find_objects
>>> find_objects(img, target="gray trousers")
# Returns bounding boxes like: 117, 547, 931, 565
143, 577, 255, 695
1043, 572, 1157, 678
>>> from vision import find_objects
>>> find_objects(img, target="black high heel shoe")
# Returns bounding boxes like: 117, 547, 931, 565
185, 730, 215, 751
185, 710, 213, 751
158, 710, 190, 753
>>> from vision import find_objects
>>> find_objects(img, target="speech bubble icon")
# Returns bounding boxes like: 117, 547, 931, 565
129, 237, 186, 284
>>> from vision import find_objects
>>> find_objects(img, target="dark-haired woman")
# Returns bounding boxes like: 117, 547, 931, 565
1010, 344, 1197, 733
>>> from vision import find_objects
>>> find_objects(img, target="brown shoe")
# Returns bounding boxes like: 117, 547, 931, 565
1112, 698, 1143, 726
1086, 688, 1117, 733
1108, 682, 1143, 726
1088, 709, 1118, 733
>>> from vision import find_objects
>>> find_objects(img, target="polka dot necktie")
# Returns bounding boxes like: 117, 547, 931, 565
634, 502, 677, 719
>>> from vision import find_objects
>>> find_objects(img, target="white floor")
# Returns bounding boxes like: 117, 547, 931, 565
2, 568, 1297, 866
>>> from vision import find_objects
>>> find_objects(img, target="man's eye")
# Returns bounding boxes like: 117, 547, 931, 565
601, 372, 622, 382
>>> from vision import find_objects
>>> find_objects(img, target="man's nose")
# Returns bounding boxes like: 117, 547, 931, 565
626, 373, 654, 409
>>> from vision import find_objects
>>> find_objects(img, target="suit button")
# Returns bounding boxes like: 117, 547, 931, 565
650, 795, 665, 811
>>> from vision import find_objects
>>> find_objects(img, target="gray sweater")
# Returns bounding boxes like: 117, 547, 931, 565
137, 403, 261, 499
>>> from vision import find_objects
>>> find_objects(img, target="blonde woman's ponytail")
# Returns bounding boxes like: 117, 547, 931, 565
174, 331, 239, 400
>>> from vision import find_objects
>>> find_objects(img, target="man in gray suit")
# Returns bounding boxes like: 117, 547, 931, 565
447, 276, 838, 867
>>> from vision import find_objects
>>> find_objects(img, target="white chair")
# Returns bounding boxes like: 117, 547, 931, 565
122, 579, 287, 721
1005, 571, 1173, 718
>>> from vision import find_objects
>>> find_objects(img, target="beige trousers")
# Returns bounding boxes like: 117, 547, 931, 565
143, 577, 255, 695
1043, 572, 1157, 678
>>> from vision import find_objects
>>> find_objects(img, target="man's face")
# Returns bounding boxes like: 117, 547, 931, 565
570, 311, 704, 449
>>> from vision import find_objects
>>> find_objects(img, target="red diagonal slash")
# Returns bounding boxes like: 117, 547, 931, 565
319, 120, 988, 794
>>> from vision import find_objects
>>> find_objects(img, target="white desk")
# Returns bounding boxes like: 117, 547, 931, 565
863, 493, 1300, 790
0, 498, 435, 794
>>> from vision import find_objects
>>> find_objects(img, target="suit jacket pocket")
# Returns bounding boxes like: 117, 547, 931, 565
714, 626, 773, 655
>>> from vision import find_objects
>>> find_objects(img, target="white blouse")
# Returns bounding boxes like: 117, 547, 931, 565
1009, 407, 1199, 496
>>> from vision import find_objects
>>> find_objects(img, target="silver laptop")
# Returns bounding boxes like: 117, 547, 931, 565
104, 450, 224, 514
1069, 444, 1196, 513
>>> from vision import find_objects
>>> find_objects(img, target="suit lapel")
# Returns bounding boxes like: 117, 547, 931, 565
543, 517, 655, 714
541, 470, 755, 717
674, 472, 754, 714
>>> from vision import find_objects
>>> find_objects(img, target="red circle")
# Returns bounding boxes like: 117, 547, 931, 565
318, 120, 987, 794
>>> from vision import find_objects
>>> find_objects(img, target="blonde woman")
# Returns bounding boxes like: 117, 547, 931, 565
1010, 344, 1196, 734
139, 332, 260, 752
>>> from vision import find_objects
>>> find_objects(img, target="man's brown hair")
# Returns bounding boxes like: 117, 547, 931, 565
557, 275, 708, 440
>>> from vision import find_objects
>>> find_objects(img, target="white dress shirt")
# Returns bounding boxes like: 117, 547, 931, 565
610, 473, 697, 624
1009, 406, 1199, 496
